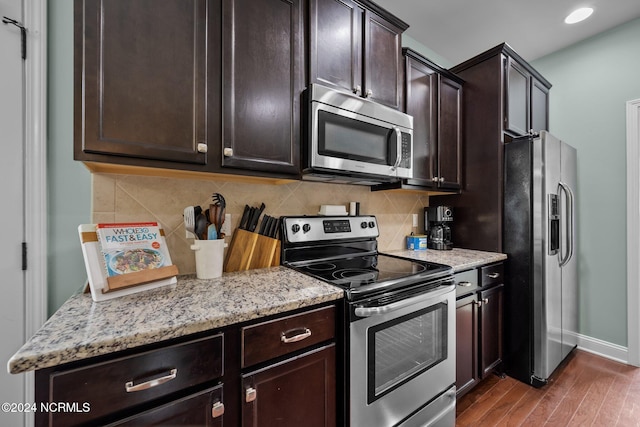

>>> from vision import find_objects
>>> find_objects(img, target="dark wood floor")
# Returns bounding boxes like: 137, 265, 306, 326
456, 350, 640, 426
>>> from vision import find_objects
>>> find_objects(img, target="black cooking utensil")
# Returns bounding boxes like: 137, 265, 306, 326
212, 193, 226, 236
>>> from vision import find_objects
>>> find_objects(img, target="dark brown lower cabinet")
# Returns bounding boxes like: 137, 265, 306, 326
108, 385, 223, 426
455, 294, 478, 396
455, 262, 504, 399
242, 345, 336, 427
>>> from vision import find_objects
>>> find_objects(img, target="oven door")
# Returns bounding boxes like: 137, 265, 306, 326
349, 280, 456, 427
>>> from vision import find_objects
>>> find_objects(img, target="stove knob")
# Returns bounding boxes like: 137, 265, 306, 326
360, 221, 368, 229
302, 224, 311, 233
291, 224, 300, 233
368, 221, 375, 229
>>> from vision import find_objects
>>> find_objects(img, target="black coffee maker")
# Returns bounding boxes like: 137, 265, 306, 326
425, 206, 453, 250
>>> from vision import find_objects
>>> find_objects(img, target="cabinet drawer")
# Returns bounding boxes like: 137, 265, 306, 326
242, 305, 336, 367
480, 263, 504, 287
455, 269, 478, 298
48, 334, 223, 426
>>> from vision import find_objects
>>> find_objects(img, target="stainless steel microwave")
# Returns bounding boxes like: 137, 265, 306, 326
303, 84, 413, 185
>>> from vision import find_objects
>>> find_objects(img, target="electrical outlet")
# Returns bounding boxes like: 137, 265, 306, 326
412, 213, 419, 228
221, 214, 231, 235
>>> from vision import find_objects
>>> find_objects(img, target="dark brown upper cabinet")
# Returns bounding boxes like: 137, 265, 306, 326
373, 49, 463, 192
309, 0, 408, 110
75, 0, 210, 166
505, 56, 550, 137
75, 0, 303, 180
220, 0, 304, 175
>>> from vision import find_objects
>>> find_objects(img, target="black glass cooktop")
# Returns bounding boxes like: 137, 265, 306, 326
293, 253, 451, 292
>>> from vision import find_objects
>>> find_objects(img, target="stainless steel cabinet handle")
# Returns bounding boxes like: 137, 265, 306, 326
197, 143, 208, 153
482, 298, 489, 305
364, 89, 373, 98
211, 401, 225, 418
487, 272, 500, 279
432, 177, 439, 182
125, 368, 177, 393
473, 300, 482, 307
353, 85, 361, 95
223, 147, 233, 157
245, 387, 257, 403
458, 281, 472, 287
281, 328, 312, 343
439, 177, 445, 183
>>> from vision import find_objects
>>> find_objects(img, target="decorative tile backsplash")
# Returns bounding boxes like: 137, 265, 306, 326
91, 173, 431, 274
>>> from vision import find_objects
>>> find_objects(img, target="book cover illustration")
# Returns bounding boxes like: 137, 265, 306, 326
96, 222, 171, 277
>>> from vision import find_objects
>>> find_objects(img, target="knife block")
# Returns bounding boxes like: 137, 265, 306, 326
224, 229, 281, 273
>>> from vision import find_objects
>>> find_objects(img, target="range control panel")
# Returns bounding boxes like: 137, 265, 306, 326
283, 216, 379, 243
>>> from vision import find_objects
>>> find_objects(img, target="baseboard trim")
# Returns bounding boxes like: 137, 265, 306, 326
575, 333, 628, 365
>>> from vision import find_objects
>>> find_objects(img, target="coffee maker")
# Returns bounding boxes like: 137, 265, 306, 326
425, 206, 453, 250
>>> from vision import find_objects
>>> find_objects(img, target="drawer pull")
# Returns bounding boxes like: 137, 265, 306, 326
458, 281, 472, 287
487, 272, 500, 279
281, 328, 312, 344
245, 387, 257, 403
125, 368, 177, 393
211, 401, 225, 418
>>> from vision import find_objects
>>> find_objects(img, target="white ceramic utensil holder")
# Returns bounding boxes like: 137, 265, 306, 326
191, 239, 227, 279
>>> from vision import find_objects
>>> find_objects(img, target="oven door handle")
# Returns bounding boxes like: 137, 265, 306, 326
354, 283, 454, 317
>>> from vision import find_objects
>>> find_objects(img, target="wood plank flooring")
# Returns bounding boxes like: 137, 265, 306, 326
455, 350, 640, 426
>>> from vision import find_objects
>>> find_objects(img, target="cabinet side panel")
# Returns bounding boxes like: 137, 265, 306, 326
503, 138, 534, 384
431, 54, 504, 251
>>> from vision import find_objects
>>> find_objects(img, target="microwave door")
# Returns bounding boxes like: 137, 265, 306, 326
310, 102, 412, 180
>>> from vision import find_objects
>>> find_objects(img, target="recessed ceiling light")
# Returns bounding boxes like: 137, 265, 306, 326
565, 7, 594, 24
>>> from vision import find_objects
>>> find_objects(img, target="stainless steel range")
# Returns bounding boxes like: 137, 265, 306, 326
281, 215, 457, 427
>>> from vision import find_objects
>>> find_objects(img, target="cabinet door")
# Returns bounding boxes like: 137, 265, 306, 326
456, 294, 478, 397
479, 284, 504, 378
404, 56, 437, 187
77, 0, 208, 165
242, 345, 336, 427
309, 0, 363, 95
437, 75, 463, 190
221, 0, 303, 174
363, 10, 403, 110
504, 58, 529, 136
531, 77, 549, 132
109, 385, 224, 427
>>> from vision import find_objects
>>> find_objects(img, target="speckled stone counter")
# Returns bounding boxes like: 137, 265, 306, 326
8, 266, 343, 374
386, 248, 507, 272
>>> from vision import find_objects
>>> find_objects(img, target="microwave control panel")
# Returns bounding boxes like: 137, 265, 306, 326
400, 132, 412, 169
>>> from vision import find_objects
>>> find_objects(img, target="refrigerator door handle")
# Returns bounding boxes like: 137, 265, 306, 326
558, 182, 575, 267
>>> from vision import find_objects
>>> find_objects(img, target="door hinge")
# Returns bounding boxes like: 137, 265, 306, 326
2, 16, 27, 60
22, 242, 27, 271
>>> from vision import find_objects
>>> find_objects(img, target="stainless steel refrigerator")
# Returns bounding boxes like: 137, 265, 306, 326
503, 131, 578, 387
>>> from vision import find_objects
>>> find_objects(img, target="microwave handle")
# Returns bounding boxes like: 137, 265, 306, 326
391, 127, 402, 171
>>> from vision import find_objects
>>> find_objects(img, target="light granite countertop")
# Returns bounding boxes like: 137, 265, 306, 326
8, 248, 505, 375
386, 247, 507, 273
8, 266, 343, 375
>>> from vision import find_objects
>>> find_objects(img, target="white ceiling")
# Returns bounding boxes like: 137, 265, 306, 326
373, 0, 640, 66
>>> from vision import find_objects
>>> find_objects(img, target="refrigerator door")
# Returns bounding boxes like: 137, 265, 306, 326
532, 131, 563, 382
559, 141, 578, 359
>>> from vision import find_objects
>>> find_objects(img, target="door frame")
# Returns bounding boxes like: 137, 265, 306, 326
23, 0, 48, 418
626, 98, 640, 367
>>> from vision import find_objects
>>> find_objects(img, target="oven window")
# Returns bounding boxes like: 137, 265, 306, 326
367, 303, 447, 403
318, 110, 391, 165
